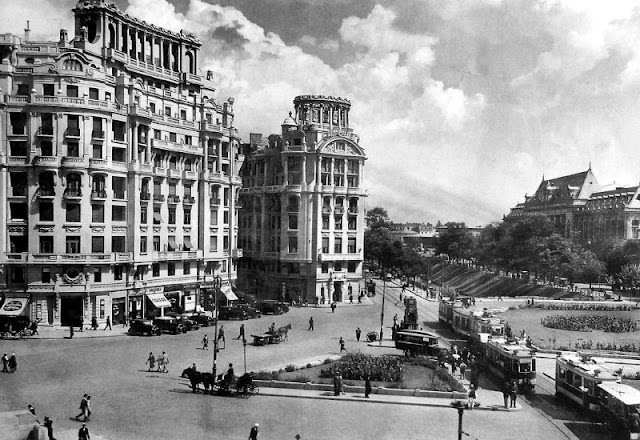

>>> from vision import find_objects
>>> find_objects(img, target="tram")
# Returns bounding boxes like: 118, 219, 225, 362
597, 382, 640, 440
394, 329, 441, 356
555, 354, 620, 411
485, 337, 536, 392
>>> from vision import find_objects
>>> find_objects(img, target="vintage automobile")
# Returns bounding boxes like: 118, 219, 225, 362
218, 306, 249, 321
256, 300, 285, 315
236, 303, 261, 319
128, 319, 161, 336
166, 313, 200, 331
153, 316, 186, 334
188, 313, 216, 327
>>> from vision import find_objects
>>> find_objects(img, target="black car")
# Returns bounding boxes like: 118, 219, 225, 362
188, 313, 216, 327
257, 300, 284, 315
128, 319, 161, 336
236, 303, 261, 319
166, 313, 200, 331
218, 306, 248, 320
153, 317, 186, 334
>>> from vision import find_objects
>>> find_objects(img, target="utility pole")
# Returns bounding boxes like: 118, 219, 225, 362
379, 272, 390, 344
242, 335, 247, 374
212, 275, 221, 378
451, 400, 465, 440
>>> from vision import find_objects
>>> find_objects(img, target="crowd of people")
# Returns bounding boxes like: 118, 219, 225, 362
534, 302, 635, 311
541, 314, 637, 332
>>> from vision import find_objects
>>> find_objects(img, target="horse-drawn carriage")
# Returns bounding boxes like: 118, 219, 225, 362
251, 323, 291, 346
181, 367, 259, 397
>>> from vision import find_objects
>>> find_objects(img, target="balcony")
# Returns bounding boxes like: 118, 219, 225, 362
322, 206, 331, 214
334, 207, 344, 215
140, 191, 151, 200
184, 170, 198, 180
168, 168, 182, 178
91, 190, 107, 199
89, 158, 110, 170
37, 187, 55, 198
6, 253, 27, 262
183, 196, 196, 204
37, 126, 54, 136
33, 156, 60, 167
8, 156, 28, 166
63, 188, 82, 198
153, 167, 167, 177
232, 249, 243, 258
210, 197, 221, 205
130, 105, 151, 119
61, 157, 87, 168
113, 191, 126, 200
31, 95, 126, 113
153, 194, 165, 202
318, 252, 362, 262
92, 130, 105, 140
348, 206, 359, 214
151, 138, 203, 156
65, 128, 80, 138
182, 72, 202, 85
167, 195, 180, 204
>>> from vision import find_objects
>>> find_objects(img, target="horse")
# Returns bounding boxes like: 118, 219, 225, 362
276, 323, 292, 341
181, 367, 216, 394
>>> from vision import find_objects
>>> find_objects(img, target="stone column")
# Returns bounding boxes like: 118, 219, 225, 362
283, 156, 289, 186
131, 120, 138, 163
301, 156, 307, 187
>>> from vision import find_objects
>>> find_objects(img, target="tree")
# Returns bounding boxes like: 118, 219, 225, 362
365, 207, 391, 229
435, 222, 475, 261
618, 264, 640, 296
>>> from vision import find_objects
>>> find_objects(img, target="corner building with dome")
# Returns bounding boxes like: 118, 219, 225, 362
237, 95, 367, 303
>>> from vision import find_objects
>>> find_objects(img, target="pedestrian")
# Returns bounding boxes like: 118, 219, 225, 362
339, 336, 345, 352
333, 372, 340, 396
459, 361, 467, 380
337, 372, 344, 395
467, 384, 476, 410
31, 320, 39, 335
217, 325, 225, 349
308, 316, 314, 331
237, 324, 245, 340
2, 353, 8, 372
355, 327, 361, 342
358, 292, 362, 304
43, 416, 54, 440
349, 293, 353, 304
79, 316, 84, 332
202, 334, 209, 350
75, 394, 88, 422
451, 360, 457, 377
91, 317, 98, 331
509, 380, 518, 408
28, 404, 37, 419
145, 352, 155, 372
160, 351, 169, 373
331, 302, 336, 313
502, 381, 510, 409
248, 423, 259, 440
85, 396, 92, 420
104, 316, 111, 331
364, 375, 372, 398
393, 314, 398, 328
78, 423, 90, 440
8, 353, 17, 372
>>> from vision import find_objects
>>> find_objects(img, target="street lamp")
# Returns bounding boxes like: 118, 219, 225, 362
242, 335, 247, 374
379, 272, 391, 344
212, 275, 222, 379
451, 400, 466, 440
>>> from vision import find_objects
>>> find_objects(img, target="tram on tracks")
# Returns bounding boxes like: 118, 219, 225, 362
485, 337, 536, 392
555, 353, 620, 411
597, 382, 640, 440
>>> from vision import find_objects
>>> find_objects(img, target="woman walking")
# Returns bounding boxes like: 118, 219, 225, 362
145, 352, 155, 372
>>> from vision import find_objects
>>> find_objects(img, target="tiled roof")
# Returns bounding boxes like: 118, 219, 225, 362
589, 186, 638, 198
526, 170, 591, 205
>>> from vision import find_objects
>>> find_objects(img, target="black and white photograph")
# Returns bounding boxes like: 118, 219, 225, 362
2, 0, 640, 439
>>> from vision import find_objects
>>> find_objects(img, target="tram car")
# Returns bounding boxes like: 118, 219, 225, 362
485, 337, 536, 393
468, 314, 504, 346
555, 354, 620, 411
394, 329, 441, 356
438, 299, 455, 326
596, 382, 640, 440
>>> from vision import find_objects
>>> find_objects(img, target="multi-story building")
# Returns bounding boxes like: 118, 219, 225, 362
238, 95, 366, 303
0, 0, 242, 327
508, 168, 640, 244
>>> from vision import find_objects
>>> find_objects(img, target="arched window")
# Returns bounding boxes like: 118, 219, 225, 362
108, 23, 116, 49
185, 51, 195, 74
169, 157, 177, 169
62, 59, 82, 71
184, 159, 192, 171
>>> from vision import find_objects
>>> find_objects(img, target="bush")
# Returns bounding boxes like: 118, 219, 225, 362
541, 314, 637, 332
574, 340, 640, 353
319, 353, 403, 382
290, 374, 310, 383
253, 370, 280, 381
323, 358, 333, 364
285, 364, 296, 372
306, 363, 313, 368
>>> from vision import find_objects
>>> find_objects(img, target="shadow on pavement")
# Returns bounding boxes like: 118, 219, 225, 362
564, 420, 617, 440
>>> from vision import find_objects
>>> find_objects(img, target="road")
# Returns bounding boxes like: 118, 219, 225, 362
0, 287, 590, 440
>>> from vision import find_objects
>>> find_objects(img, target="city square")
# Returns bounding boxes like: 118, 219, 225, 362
4, 1, 640, 439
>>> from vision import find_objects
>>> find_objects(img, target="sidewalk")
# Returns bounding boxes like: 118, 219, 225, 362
18, 325, 130, 340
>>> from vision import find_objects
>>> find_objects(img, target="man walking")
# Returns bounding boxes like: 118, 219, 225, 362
509, 380, 518, 408
104, 316, 111, 331
217, 325, 225, 349
467, 384, 477, 410
502, 380, 510, 409
248, 423, 259, 440
202, 334, 209, 350
75, 394, 88, 422
307, 317, 314, 331
237, 324, 245, 340
43, 416, 54, 440
355, 327, 361, 342
145, 352, 155, 371
78, 423, 90, 440
339, 336, 345, 352
331, 302, 336, 313
1, 353, 8, 372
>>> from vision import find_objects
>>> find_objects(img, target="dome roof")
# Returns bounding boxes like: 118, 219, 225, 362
282, 111, 297, 126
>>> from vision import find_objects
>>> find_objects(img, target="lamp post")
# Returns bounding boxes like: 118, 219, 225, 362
379, 272, 391, 344
451, 400, 465, 440
242, 335, 247, 374
212, 275, 221, 378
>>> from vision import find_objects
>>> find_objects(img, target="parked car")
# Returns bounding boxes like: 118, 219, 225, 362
277, 301, 290, 313
236, 302, 261, 319
218, 305, 249, 320
257, 300, 285, 315
153, 316, 186, 334
166, 313, 200, 331
128, 319, 161, 336
188, 313, 216, 327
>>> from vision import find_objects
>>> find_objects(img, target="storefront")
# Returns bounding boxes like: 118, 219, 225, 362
0, 297, 30, 332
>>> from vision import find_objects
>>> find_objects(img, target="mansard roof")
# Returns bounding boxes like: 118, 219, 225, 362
526, 169, 597, 206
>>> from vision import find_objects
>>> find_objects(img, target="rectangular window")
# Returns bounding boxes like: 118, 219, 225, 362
10, 141, 27, 156
43, 84, 55, 96
183, 208, 191, 225
322, 215, 330, 230
149, 102, 156, 114
93, 144, 102, 158
289, 215, 298, 230
210, 208, 218, 226
334, 237, 342, 254
66, 236, 81, 254
112, 120, 126, 142
184, 184, 192, 197
322, 237, 329, 253
223, 236, 229, 250
168, 236, 177, 251
140, 206, 147, 224
288, 236, 298, 253
168, 183, 176, 195
348, 216, 357, 230
140, 236, 148, 253
153, 236, 160, 252
112, 147, 126, 162
66, 85, 78, 97
168, 208, 176, 224
99, 299, 105, 319
114, 265, 123, 280
321, 263, 329, 273
348, 237, 357, 253
67, 142, 79, 157
94, 268, 102, 283
89, 87, 99, 100
153, 207, 162, 225
10, 173, 27, 196
112, 177, 126, 199
348, 261, 357, 273
167, 262, 175, 276
112, 236, 126, 252
154, 129, 161, 140
180, 110, 187, 120
40, 140, 53, 156
10, 113, 26, 134
39, 236, 53, 253
112, 205, 126, 222
152, 263, 160, 277
335, 215, 343, 230
223, 210, 229, 224
66, 203, 81, 222
210, 236, 218, 251
40, 202, 54, 221
92, 204, 104, 223
92, 236, 104, 253
169, 132, 177, 142
165, 106, 171, 116
42, 268, 51, 283
184, 135, 192, 145
183, 262, 190, 275
10, 267, 24, 283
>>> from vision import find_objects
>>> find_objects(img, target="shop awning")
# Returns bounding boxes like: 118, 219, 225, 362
168, 237, 177, 251
146, 292, 171, 308
220, 285, 238, 301
0, 298, 29, 316
183, 237, 193, 250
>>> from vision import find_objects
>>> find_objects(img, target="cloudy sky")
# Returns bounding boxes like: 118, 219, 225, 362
4, 0, 640, 225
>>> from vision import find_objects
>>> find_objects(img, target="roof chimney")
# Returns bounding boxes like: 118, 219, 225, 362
24, 20, 30, 42
59, 29, 68, 46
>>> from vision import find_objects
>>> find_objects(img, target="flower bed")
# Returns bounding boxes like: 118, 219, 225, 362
319, 353, 403, 382
535, 303, 635, 311
541, 314, 637, 332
